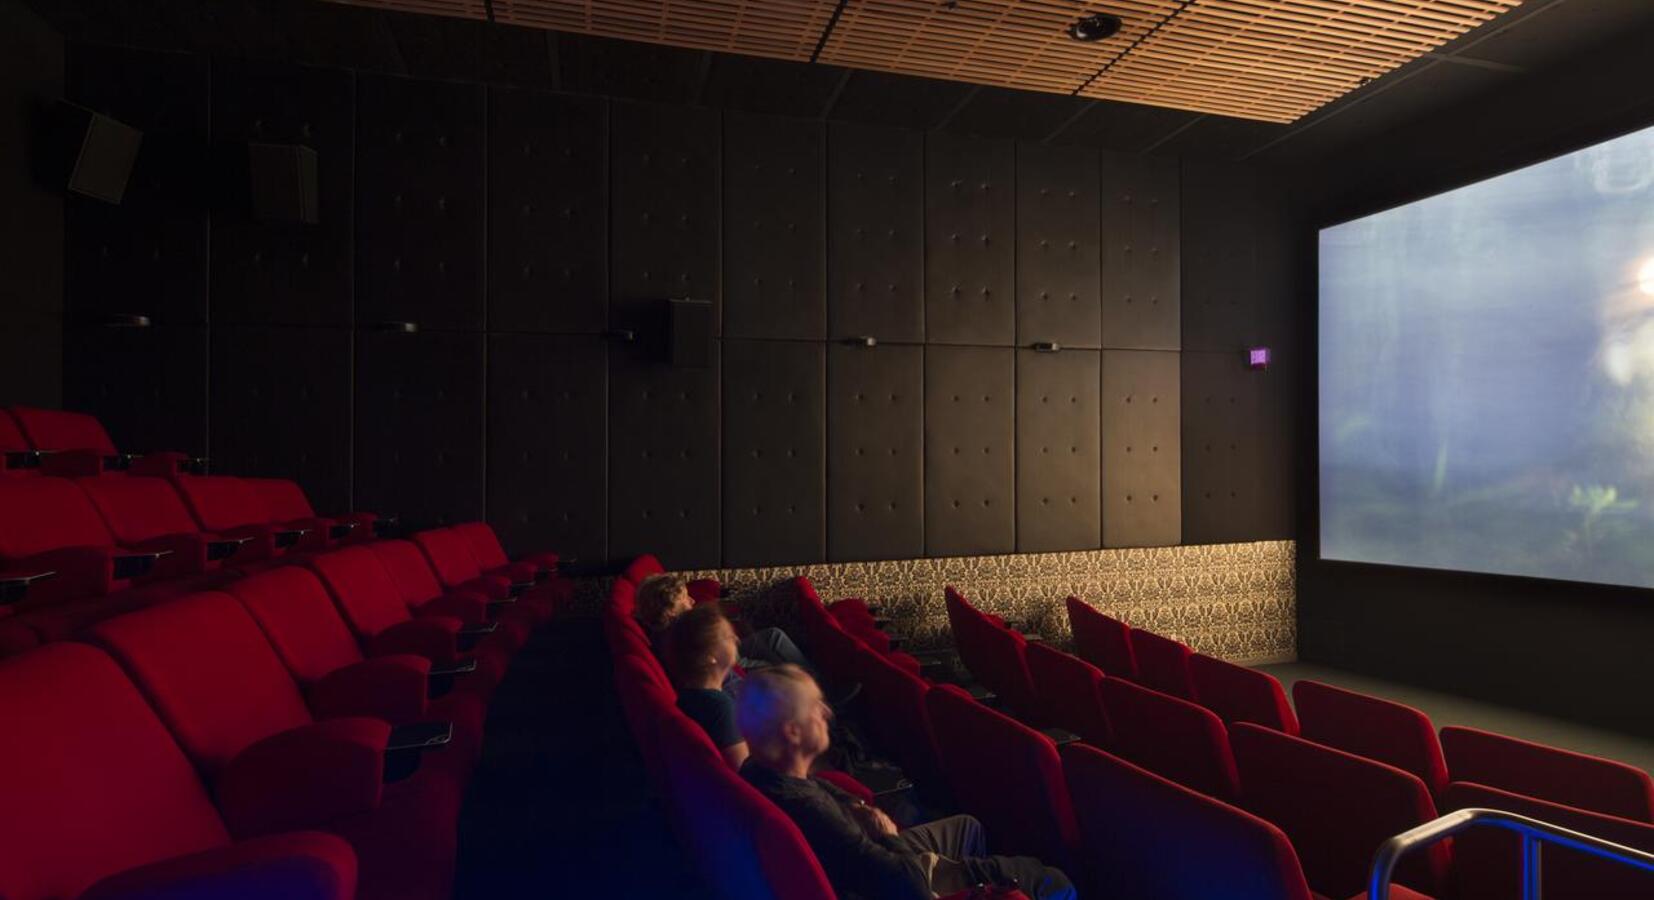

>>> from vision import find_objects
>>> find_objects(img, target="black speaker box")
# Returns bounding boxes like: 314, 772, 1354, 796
248, 142, 319, 224
41, 100, 142, 204
669, 298, 714, 368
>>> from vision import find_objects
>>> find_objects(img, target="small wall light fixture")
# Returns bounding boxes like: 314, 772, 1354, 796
1248, 346, 1271, 370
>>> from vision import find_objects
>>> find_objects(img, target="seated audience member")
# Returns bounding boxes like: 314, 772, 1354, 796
634, 572, 812, 674
664, 604, 748, 768
738, 665, 1076, 900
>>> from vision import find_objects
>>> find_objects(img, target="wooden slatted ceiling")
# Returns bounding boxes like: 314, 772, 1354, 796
324, 0, 1525, 123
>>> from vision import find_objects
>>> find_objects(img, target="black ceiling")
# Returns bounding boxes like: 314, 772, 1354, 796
21, 0, 1654, 167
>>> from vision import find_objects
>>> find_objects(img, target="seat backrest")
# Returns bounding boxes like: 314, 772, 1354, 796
1229, 722, 1448, 899
1101, 676, 1239, 802
1065, 596, 1136, 679
242, 477, 317, 521
0, 408, 27, 454
792, 578, 862, 689
227, 565, 366, 684
9, 406, 117, 455
622, 553, 664, 585
0, 643, 232, 900
0, 475, 115, 559
1061, 742, 1314, 900
453, 521, 510, 569
943, 587, 997, 694
172, 475, 270, 532
1443, 781, 1654, 900
412, 527, 484, 587
76, 473, 202, 544
366, 539, 448, 609
1441, 725, 1654, 824
924, 684, 1081, 869
308, 545, 415, 638
1189, 653, 1298, 735
1293, 680, 1449, 798
1128, 628, 1197, 699
847, 642, 943, 786
974, 615, 1041, 721
1025, 643, 1112, 747
88, 592, 315, 776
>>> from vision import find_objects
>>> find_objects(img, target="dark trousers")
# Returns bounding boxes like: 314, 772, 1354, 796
892, 815, 1077, 900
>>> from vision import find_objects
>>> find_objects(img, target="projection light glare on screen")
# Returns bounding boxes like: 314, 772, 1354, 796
1320, 122, 1654, 590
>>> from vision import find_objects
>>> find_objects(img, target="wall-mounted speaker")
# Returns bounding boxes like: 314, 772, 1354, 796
669, 298, 713, 368
248, 142, 319, 224
41, 100, 142, 204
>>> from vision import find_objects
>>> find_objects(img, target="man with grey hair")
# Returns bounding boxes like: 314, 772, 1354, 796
738, 665, 1076, 900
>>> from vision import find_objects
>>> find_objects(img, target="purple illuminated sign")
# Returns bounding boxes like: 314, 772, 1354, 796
1248, 347, 1271, 370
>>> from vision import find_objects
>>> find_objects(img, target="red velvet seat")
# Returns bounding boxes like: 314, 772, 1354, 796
76, 471, 263, 571
1065, 596, 1137, 679
1128, 627, 1197, 699
846, 641, 944, 786
1230, 722, 1449, 899
8, 405, 118, 455
86, 593, 464, 900
412, 527, 555, 625
945, 586, 1044, 721
1442, 781, 1654, 899
1293, 680, 1450, 798
367, 539, 532, 647
0, 642, 358, 900
168, 475, 290, 558
792, 576, 911, 683
1440, 725, 1654, 823
245, 477, 375, 547
1190, 653, 1299, 734
620, 553, 664, 585
1026, 643, 1113, 748
925, 684, 1081, 870
452, 520, 559, 579
0, 408, 29, 458
1101, 675, 1240, 802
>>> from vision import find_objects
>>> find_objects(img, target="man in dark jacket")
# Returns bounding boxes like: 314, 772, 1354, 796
737, 665, 1076, 900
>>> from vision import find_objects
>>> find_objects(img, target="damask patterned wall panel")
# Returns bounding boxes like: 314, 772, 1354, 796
211, 59, 355, 327
827, 122, 924, 343
924, 346, 1016, 557
488, 87, 608, 334
828, 343, 924, 562
724, 113, 825, 340
723, 340, 826, 567
1016, 142, 1102, 348
1100, 152, 1180, 351
925, 130, 1016, 346
1017, 349, 1101, 552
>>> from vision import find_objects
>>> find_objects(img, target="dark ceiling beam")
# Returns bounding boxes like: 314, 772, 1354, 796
810, 0, 849, 64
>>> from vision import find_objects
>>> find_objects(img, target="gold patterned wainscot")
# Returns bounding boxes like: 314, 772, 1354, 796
663, 540, 1295, 666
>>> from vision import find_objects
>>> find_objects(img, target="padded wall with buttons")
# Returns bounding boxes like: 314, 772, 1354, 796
488, 335, 608, 562
828, 344, 924, 562
723, 340, 826, 567
1017, 349, 1101, 552
210, 59, 355, 327
354, 330, 485, 528
1016, 142, 1102, 348
489, 87, 608, 334
925, 131, 1016, 346
1182, 161, 1296, 355
925, 346, 1016, 557
1100, 152, 1180, 351
724, 113, 825, 341
356, 74, 486, 331
63, 325, 208, 457
828, 122, 924, 343
1183, 351, 1294, 544
210, 327, 352, 513
610, 101, 721, 338
1103, 350, 1182, 547
608, 346, 721, 569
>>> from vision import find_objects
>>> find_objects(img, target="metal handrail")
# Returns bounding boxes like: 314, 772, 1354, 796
1369, 807, 1654, 900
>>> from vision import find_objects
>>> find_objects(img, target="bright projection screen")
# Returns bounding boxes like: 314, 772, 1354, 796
1320, 123, 1654, 589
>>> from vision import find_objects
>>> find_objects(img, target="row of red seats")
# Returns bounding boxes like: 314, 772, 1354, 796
0, 522, 568, 900
0, 405, 124, 459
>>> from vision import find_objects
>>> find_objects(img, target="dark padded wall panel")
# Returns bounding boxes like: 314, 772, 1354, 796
722, 340, 825, 567
66, 46, 209, 326
1100, 152, 1180, 351
925, 131, 1016, 346
724, 113, 825, 340
925, 346, 1016, 556
356, 75, 485, 330
487, 335, 608, 562
828, 344, 923, 562
1182, 162, 1295, 354
210, 327, 352, 512
1016, 349, 1101, 552
827, 122, 924, 343
1016, 143, 1101, 348
608, 346, 721, 569
1182, 351, 1293, 544
63, 325, 207, 456
1102, 350, 1181, 547
211, 60, 354, 327
488, 88, 608, 334
610, 101, 721, 338
354, 330, 485, 528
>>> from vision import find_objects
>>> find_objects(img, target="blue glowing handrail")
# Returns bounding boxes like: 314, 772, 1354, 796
1368, 807, 1654, 900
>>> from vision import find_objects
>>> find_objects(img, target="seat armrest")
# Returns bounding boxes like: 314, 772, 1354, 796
386, 721, 453, 752
429, 659, 479, 678
1039, 727, 1081, 747
372, 513, 400, 537
0, 570, 55, 605
456, 621, 498, 652
460, 575, 512, 601
3, 449, 42, 469
414, 589, 488, 625
112, 550, 170, 580
306, 655, 431, 724
80, 831, 358, 900
217, 718, 389, 837
328, 521, 359, 540
273, 527, 311, 549
130, 533, 209, 578
365, 616, 461, 664
488, 560, 538, 585
206, 535, 254, 562
13, 546, 116, 601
